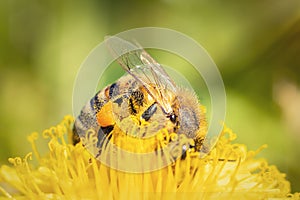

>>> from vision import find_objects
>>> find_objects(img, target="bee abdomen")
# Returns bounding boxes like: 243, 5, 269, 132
108, 83, 119, 98
73, 89, 108, 144
78, 108, 98, 129
90, 92, 107, 112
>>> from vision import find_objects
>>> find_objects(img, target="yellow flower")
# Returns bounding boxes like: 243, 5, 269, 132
0, 115, 299, 200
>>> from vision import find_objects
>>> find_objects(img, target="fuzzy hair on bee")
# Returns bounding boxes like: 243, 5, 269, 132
73, 36, 204, 160
175, 88, 201, 138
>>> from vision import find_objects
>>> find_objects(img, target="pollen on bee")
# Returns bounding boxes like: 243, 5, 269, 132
96, 101, 115, 127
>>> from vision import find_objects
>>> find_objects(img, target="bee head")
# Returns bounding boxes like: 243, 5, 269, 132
171, 88, 201, 138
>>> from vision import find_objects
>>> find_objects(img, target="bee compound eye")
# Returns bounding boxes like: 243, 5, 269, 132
169, 114, 177, 123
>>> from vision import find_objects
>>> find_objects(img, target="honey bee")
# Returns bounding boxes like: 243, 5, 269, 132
73, 36, 204, 160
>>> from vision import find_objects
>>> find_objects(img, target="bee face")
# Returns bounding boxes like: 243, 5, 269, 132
176, 89, 201, 138
73, 36, 205, 161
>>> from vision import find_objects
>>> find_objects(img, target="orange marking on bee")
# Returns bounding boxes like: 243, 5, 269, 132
104, 86, 110, 98
96, 101, 115, 127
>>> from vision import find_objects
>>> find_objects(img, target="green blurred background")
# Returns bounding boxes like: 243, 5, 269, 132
0, 0, 300, 192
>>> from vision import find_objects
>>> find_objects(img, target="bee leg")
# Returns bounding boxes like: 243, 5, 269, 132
96, 125, 115, 151
180, 144, 188, 160
141, 102, 157, 121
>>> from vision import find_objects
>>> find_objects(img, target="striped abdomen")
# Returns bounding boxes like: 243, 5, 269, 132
73, 74, 139, 145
